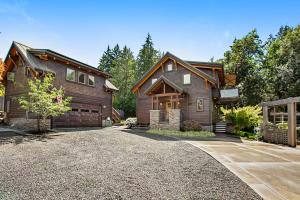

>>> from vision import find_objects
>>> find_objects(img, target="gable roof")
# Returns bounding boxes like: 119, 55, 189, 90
3, 41, 111, 80
144, 75, 184, 95
131, 52, 217, 93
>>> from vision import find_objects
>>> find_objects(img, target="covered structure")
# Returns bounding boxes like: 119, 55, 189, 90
262, 97, 300, 147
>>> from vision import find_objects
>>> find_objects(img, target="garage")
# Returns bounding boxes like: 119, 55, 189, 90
52, 103, 102, 128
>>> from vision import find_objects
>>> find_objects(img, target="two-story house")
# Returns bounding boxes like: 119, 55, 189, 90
131, 52, 230, 131
1, 41, 118, 129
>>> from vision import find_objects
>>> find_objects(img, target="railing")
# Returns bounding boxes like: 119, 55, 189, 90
112, 107, 121, 123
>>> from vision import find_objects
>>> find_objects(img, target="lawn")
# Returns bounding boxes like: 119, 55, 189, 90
146, 129, 215, 139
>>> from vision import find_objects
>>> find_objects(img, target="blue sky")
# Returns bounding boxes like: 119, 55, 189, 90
0, 0, 299, 66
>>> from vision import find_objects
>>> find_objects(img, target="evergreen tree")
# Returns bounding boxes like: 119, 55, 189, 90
98, 45, 113, 73
98, 44, 122, 74
136, 33, 161, 80
110, 46, 136, 117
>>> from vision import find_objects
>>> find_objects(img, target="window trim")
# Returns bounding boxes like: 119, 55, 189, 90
167, 63, 173, 72
152, 78, 157, 84
183, 74, 191, 85
78, 71, 86, 84
88, 75, 95, 86
66, 68, 76, 82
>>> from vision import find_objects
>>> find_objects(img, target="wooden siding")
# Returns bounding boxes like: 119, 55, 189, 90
4, 54, 112, 127
136, 59, 215, 126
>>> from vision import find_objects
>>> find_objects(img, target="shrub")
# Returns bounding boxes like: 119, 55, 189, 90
221, 106, 262, 133
276, 122, 288, 130
125, 117, 137, 128
183, 120, 202, 131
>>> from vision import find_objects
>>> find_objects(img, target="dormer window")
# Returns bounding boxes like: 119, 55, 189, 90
152, 78, 157, 84
167, 63, 173, 71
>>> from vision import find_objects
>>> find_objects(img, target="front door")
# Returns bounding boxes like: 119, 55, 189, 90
165, 102, 172, 120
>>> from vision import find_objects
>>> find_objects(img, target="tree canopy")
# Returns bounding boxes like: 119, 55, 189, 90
17, 74, 72, 132
136, 33, 161, 80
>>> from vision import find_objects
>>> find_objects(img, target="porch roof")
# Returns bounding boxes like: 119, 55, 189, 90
144, 75, 184, 96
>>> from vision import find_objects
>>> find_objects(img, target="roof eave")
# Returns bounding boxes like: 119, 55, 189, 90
28, 49, 112, 78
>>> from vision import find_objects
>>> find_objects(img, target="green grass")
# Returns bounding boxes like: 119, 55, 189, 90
146, 129, 215, 139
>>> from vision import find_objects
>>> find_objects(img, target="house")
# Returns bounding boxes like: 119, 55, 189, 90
132, 52, 237, 131
1, 41, 118, 129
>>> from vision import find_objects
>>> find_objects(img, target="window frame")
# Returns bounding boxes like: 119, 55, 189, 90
167, 63, 173, 72
66, 68, 76, 82
78, 71, 86, 84
183, 74, 191, 85
88, 75, 95, 86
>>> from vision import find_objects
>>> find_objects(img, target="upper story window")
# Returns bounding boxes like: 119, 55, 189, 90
88, 75, 95, 86
78, 72, 86, 84
167, 63, 173, 71
152, 78, 157, 84
66, 68, 75, 81
183, 74, 191, 84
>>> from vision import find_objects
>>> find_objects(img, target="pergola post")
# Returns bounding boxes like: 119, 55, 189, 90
262, 106, 269, 137
288, 102, 296, 147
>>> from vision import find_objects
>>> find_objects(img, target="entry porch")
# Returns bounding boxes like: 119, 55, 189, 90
145, 76, 184, 130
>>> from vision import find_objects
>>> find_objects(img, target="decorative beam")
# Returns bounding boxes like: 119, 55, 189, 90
262, 97, 300, 107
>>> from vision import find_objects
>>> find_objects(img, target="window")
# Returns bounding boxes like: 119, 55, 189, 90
183, 74, 191, 84
78, 72, 86, 84
88, 75, 95, 86
72, 108, 78, 112
91, 110, 99, 113
80, 109, 89, 112
152, 78, 157, 84
66, 68, 75, 81
167, 63, 173, 71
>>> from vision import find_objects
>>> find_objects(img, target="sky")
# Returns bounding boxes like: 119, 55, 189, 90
0, 0, 299, 67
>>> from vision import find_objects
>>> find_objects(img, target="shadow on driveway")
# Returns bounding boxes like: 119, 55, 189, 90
0, 130, 63, 145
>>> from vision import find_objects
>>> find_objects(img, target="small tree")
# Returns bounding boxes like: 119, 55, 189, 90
17, 74, 72, 133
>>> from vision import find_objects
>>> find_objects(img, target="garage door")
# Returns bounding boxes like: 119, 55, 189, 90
52, 103, 102, 128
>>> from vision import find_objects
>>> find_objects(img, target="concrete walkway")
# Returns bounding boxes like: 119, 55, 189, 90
186, 138, 300, 200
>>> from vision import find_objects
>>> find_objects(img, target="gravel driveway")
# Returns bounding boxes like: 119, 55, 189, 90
0, 127, 262, 200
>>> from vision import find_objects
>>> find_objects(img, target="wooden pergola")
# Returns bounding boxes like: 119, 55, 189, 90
261, 97, 299, 147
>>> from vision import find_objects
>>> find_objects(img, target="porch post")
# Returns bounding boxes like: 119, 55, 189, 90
288, 102, 296, 147
263, 106, 268, 138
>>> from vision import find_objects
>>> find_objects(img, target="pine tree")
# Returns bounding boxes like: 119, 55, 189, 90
136, 33, 161, 80
110, 46, 136, 117
98, 45, 113, 73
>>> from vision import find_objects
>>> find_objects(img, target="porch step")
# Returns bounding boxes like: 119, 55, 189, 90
215, 122, 227, 133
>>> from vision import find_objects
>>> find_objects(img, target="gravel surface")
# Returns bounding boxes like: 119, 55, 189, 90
0, 127, 262, 200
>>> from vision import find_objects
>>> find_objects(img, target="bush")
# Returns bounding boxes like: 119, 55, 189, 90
221, 106, 262, 133
125, 117, 137, 128
237, 130, 257, 140
183, 120, 202, 131
276, 122, 288, 130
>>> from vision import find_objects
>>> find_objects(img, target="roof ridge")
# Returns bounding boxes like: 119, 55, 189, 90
13, 41, 32, 49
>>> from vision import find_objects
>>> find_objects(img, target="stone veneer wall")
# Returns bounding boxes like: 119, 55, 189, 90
9, 118, 51, 131
149, 109, 181, 130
